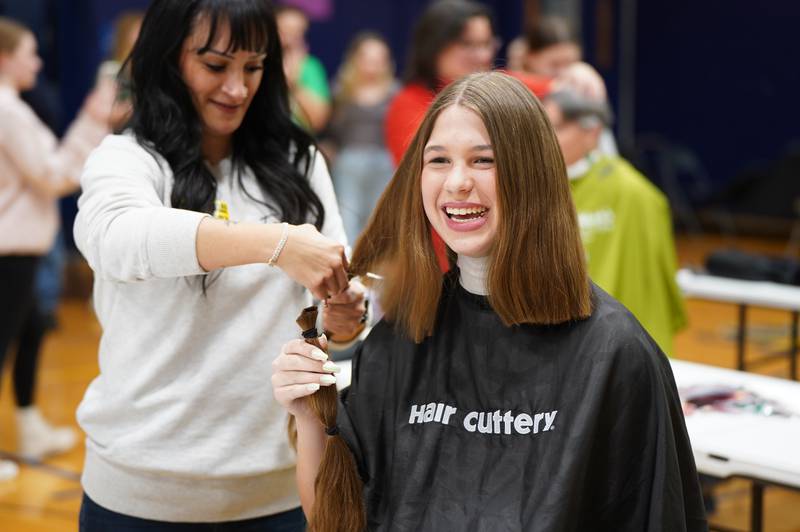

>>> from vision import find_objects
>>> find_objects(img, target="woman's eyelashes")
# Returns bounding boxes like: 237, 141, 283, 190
202, 62, 264, 73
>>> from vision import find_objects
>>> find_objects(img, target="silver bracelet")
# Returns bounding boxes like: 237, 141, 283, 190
268, 222, 290, 267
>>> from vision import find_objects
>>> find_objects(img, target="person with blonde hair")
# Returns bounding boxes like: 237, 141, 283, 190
0, 16, 112, 481
273, 72, 707, 531
325, 31, 398, 242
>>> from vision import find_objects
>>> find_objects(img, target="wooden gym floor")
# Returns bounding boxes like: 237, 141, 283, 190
0, 234, 799, 531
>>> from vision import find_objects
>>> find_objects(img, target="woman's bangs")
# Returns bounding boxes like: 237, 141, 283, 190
198, 0, 270, 55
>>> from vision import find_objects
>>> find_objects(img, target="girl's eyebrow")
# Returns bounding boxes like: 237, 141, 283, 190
423, 144, 493, 154
423, 145, 446, 154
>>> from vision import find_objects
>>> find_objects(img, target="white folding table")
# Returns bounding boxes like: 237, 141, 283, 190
677, 269, 800, 380
671, 359, 800, 532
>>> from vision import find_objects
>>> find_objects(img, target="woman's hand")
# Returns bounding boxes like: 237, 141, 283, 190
324, 280, 367, 339
272, 336, 341, 420
276, 224, 349, 300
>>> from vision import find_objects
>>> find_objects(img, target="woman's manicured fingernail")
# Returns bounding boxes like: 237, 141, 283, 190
311, 349, 328, 361
322, 361, 340, 373
319, 374, 337, 385
306, 383, 320, 392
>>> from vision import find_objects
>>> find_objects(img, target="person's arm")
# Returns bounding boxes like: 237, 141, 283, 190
272, 337, 340, 516
296, 56, 331, 132
74, 137, 349, 298
285, 51, 331, 132
292, 86, 331, 132
198, 147, 350, 297
197, 219, 349, 300
1, 80, 112, 198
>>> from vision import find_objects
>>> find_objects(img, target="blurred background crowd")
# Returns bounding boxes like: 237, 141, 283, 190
4, 0, 799, 253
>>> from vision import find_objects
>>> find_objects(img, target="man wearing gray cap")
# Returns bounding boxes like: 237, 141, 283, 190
545, 75, 686, 356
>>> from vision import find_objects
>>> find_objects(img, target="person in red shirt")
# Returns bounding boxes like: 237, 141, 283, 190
385, 0, 549, 270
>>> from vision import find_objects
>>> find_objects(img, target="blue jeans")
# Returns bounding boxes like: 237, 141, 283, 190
35, 229, 65, 316
79, 494, 306, 531
331, 146, 394, 244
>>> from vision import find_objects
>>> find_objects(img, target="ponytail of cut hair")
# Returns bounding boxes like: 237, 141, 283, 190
290, 306, 366, 532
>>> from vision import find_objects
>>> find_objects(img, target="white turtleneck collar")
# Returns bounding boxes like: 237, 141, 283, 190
566, 149, 602, 181
457, 255, 489, 296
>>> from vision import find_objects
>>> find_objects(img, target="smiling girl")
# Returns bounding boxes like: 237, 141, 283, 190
273, 72, 707, 531
73, 1, 364, 530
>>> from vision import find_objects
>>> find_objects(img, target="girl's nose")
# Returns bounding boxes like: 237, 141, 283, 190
443, 163, 474, 195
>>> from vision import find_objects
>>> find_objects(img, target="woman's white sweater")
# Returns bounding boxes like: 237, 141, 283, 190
73, 134, 347, 522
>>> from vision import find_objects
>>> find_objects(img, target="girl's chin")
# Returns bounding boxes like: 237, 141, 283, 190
440, 236, 492, 258
430, 215, 493, 257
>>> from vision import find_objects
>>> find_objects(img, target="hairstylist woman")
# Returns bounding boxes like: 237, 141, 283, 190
73, 1, 364, 529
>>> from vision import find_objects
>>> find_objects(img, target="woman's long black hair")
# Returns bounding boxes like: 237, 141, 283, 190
125, 0, 324, 229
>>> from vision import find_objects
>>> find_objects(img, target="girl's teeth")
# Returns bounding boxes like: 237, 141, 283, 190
447, 210, 488, 222
446, 207, 486, 215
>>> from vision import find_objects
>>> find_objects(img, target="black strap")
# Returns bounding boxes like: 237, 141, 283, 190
325, 425, 339, 436
302, 327, 318, 339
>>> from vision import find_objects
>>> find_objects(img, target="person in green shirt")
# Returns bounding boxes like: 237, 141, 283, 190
276, 5, 331, 132
544, 85, 687, 356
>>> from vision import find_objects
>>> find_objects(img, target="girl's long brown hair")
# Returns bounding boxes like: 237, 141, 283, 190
351, 71, 592, 342
300, 72, 593, 532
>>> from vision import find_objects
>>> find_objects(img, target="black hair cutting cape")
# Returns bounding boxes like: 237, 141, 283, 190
337, 274, 708, 531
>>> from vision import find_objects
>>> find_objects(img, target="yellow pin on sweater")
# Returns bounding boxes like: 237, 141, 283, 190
213, 199, 230, 221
